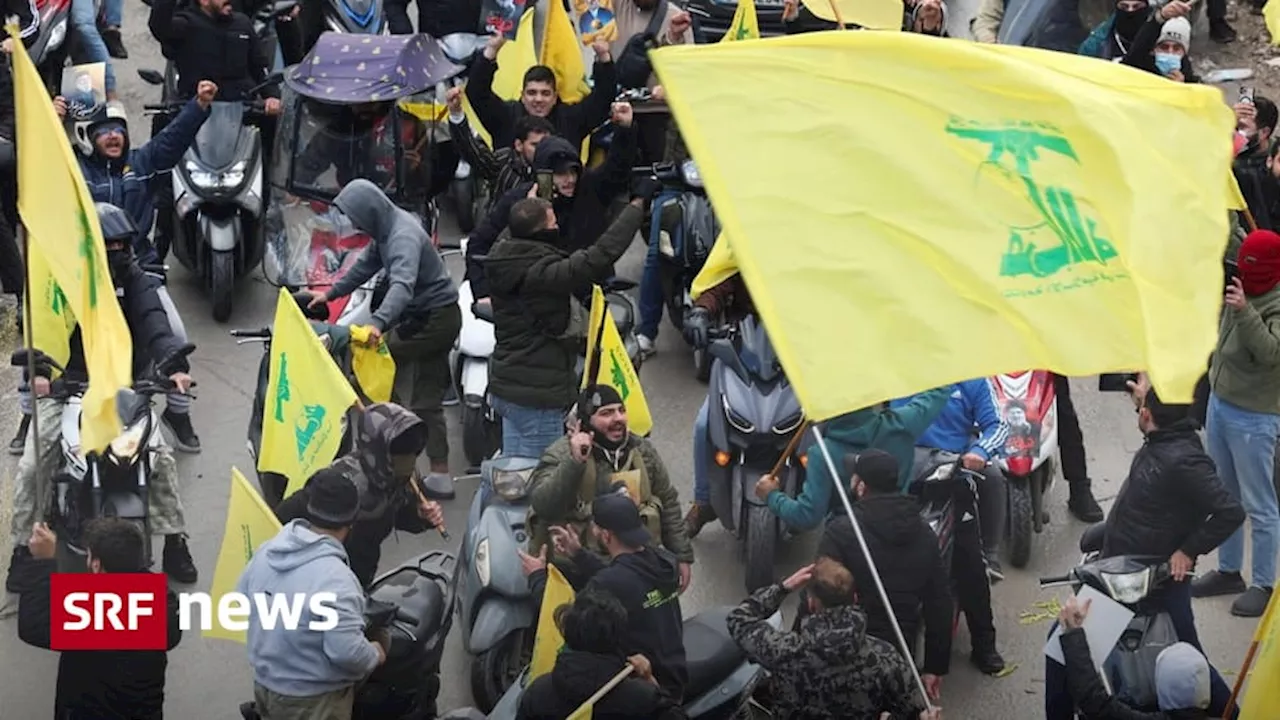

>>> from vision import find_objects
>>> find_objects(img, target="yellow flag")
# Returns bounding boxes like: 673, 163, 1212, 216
24, 244, 77, 374
801, 0, 903, 29
530, 564, 575, 681
652, 33, 1233, 420
12, 27, 133, 453
722, 0, 760, 41
542, 0, 592, 103
1240, 589, 1280, 716
1266, 0, 1280, 45
493, 10, 538, 102
1228, 170, 1249, 212
690, 234, 739, 300
581, 286, 653, 436
258, 288, 358, 499
206, 467, 283, 643
348, 325, 396, 403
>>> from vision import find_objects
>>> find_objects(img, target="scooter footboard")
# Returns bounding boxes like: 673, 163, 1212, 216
467, 596, 534, 656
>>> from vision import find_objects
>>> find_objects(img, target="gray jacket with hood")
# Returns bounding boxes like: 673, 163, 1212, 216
237, 519, 380, 697
328, 179, 458, 332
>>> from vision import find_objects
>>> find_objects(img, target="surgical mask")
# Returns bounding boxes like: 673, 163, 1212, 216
1154, 52, 1182, 77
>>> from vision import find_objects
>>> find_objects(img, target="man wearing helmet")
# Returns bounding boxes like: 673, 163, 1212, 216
5, 204, 201, 593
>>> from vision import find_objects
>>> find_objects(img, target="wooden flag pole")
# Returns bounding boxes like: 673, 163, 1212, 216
768, 420, 811, 479
825, 0, 847, 28
568, 664, 635, 717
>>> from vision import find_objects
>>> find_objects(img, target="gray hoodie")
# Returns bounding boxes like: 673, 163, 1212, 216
236, 519, 381, 697
1155, 643, 1211, 711
329, 179, 458, 332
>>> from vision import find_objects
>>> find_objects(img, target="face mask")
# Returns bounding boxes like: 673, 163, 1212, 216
106, 248, 131, 285
1113, 7, 1146, 37
1154, 52, 1182, 77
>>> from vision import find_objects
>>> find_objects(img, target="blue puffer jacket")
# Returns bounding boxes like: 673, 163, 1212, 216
76, 98, 210, 264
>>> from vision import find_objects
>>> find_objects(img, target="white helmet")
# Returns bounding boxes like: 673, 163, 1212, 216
71, 101, 129, 158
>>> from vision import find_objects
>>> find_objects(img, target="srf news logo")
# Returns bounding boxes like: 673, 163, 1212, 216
50, 573, 340, 650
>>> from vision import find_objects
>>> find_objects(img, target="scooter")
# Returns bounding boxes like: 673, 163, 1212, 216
456, 454, 539, 713
30, 0, 72, 94
990, 370, 1059, 568
240, 550, 458, 720
702, 318, 805, 593
487, 606, 779, 720
10, 345, 196, 571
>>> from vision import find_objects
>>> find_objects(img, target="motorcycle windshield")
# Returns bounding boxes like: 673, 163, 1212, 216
287, 100, 402, 202
737, 316, 781, 384
262, 199, 373, 287
187, 102, 251, 172
114, 388, 149, 425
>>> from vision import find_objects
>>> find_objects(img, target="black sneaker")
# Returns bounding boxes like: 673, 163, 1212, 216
163, 534, 198, 584
1068, 483, 1104, 522
162, 409, 201, 454
5, 546, 32, 593
9, 413, 29, 455
971, 647, 1007, 675
1192, 570, 1247, 598
1210, 19, 1238, 43
1232, 586, 1273, 617
100, 27, 128, 59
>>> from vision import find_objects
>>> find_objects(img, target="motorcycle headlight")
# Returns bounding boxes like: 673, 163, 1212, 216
492, 467, 533, 501
772, 411, 804, 434
475, 538, 491, 588
680, 159, 703, 188
186, 160, 247, 190
109, 420, 148, 464
47, 19, 67, 51
1101, 568, 1152, 605
723, 397, 755, 433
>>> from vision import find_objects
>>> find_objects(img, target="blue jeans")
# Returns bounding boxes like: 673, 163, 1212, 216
70, 0, 116, 94
694, 396, 710, 503
1206, 392, 1280, 588
638, 231, 663, 340
489, 394, 564, 459
101, 0, 122, 27
1043, 580, 1236, 719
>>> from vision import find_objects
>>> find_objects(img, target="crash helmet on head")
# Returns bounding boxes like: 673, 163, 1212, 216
72, 101, 129, 158
96, 202, 138, 247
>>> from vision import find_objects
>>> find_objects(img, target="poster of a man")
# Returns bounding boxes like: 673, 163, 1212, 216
574, 0, 618, 44
61, 63, 107, 120
1002, 399, 1040, 456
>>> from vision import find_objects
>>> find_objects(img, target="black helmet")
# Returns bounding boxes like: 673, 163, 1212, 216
96, 203, 138, 246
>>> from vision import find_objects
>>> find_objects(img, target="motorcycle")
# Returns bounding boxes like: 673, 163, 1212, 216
9, 345, 196, 571
702, 318, 805, 592
239, 550, 458, 720
487, 606, 779, 720
1041, 523, 1179, 711
990, 370, 1059, 568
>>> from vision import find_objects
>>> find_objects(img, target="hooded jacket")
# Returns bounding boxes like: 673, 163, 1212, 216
16, 559, 181, 720
532, 545, 687, 698
237, 519, 382, 697
1062, 630, 1211, 720
1078, 7, 1151, 60
517, 650, 686, 720
727, 584, 929, 720
465, 55, 617, 151
890, 379, 1010, 461
818, 494, 953, 676
768, 387, 951, 530
328, 179, 459, 333
466, 125, 637, 300
1209, 284, 1280, 415
275, 403, 434, 589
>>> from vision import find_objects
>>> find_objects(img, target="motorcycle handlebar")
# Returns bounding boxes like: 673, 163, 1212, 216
48, 377, 198, 400
230, 327, 272, 339
1038, 573, 1073, 586
143, 100, 268, 116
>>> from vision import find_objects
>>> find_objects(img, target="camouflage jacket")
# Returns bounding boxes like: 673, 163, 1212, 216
727, 584, 928, 720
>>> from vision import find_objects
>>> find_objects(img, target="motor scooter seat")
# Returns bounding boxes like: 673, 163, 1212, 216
370, 571, 447, 638
1079, 521, 1107, 554
682, 606, 745, 701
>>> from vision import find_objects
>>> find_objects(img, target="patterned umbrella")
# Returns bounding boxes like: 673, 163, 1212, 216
284, 32, 463, 104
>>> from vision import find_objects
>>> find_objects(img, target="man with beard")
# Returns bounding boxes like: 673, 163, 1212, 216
1233, 95, 1279, 230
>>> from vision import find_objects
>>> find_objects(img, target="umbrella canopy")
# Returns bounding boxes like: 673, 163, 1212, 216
284, 32, 463, 104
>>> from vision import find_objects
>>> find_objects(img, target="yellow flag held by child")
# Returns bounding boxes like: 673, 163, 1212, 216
204, 468, 283, 643
24, 245, 77, 373
258, 288, 358, 499
581, 286, 653, 436
722, 0, 760, 41
530, 564, 575, 681
348, 325, 396, 403
12, 26, 133, 452
542, 0, 592, 103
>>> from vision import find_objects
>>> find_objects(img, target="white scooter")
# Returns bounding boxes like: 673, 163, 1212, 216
452, 238, 500, 469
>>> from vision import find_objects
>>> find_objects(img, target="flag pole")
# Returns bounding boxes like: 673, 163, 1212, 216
18, 221, 43, 534
1222, 589, 1278, 716
569, 664, 635, 717
585, 288, 607, 387
825, 0, 847, 28
812, 426, 932, 710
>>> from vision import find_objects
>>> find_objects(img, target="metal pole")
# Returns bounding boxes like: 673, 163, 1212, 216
18, 221, 43, 527
811, 426, 932, 711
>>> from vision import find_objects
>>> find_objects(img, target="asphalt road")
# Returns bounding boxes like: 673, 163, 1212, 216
0, 7, 1265, 719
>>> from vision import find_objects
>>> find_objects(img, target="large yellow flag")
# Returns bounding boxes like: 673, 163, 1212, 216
581, 286, 653, 436
24, 245, 77, 374
651, 33, 1233, 420
722, 0, 760, 41
206, 467, 283, 643
1239, 589, 1280, 716
530, 564, 575, 681
542, 0, 591, 103
12, 27, 133, 452
1266, 0, 1280, 45
258, 288, 358, 499
493, 9, 538, 103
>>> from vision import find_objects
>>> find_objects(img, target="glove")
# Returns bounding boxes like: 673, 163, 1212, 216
631, 176, 663, 205
683, 307, 711, 348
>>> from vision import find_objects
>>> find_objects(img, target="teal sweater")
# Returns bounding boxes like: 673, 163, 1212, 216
766, 387, 951, 531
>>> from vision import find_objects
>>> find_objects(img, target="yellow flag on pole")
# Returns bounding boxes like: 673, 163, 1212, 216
257, 288, 358, 499
651, 33, 1233, 419
581, 286, 653, 436
1265, 0, 1280, 45
1228, 171, 1249, 212
12, 25, 133, 452
206, 467, 283, 643
722, 0, 760, 41
542, 0, 592, 103
530, 564, 575, 681
24, 244, 77, 374
1239, 589, 1280, 717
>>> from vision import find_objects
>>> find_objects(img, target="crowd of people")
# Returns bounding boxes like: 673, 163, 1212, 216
0, 0, 1276, 717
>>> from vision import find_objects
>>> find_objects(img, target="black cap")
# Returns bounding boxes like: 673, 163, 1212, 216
305, 469, 360, 529
577, 384, 624, 426
591, 493, 650, 548
854, 449, 899, 494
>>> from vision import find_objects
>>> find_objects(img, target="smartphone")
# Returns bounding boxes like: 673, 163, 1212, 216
1098, 373, 1139, 393
1241, 86, 1256, 104
536, 172, 554, 199
1226, 259, 1240, 289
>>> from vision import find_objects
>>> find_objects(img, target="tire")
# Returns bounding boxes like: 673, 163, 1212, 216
462, 405, 500, 469
694, 346, 711, 383
211, 250, 235, 323
469, 628, 530, 714
453, 178, 476, 233
743, 504, 777, 593
1008, 479, 1034, 569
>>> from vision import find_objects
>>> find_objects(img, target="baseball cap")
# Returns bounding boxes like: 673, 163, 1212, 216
591, 493, 651, 548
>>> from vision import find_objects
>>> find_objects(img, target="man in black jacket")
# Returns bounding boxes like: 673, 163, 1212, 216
16, 518, 183, 720
1233, 95, 1279, 231
446, 86, 553, 217
1044, 382, 1244, 720
816, 450, 953, 703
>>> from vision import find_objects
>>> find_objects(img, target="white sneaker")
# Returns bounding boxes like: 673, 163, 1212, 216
637, 334, 656, 356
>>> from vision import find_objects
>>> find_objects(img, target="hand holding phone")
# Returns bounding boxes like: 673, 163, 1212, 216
1241, 86, 1256, 105
536, 172, 553, 199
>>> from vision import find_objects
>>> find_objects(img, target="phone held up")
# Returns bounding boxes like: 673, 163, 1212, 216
536, 171, 554, 199
1098, 373, 1139, 393
1241, 86, 1256, 105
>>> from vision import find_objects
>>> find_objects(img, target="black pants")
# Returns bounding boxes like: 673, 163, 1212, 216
1207, 0, 1228, 22
952, 506, 997, 650
1053, 373, 1089, 487
0, 165, 21, 297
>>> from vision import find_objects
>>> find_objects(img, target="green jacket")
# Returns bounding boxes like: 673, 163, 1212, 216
528, 434, 695, 563
1210, 285, 1280, 415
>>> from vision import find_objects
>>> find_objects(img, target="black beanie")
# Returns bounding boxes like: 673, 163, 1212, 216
305, 469, 360, 529
577, 384, 624, 425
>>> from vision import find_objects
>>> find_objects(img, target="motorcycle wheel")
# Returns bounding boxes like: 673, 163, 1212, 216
743, 504, 777, 593
211, 250, 235, 323
453, 179, 476, 234
470, 628, 530, 714
1008, 480, 1034, 569
462, 405, 500, 469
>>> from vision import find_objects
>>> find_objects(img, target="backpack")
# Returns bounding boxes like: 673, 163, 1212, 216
615, 0, 670, 90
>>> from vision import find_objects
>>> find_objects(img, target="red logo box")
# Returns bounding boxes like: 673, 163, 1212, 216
49, 573, 169, 651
